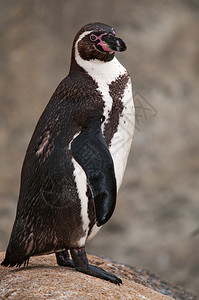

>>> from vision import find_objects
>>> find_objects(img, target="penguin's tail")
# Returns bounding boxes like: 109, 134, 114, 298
1, 249, 30, 268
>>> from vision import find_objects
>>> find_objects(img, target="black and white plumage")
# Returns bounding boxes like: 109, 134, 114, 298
2, 22, 135, 284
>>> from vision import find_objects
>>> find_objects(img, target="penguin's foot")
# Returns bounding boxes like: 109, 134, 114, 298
55, 250, 74, 268
70, 247, 122, 285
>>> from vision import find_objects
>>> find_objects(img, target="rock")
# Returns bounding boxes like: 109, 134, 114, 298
0, 252, 197, 300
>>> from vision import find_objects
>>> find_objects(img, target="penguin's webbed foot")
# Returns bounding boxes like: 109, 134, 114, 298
70, 247, 122, 285
55, 250, 74, 268
82, 264, 122, 285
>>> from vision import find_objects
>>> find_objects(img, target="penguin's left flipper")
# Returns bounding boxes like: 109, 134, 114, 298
71, 118, 117, 227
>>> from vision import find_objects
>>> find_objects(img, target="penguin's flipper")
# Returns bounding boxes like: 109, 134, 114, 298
71, 118, 117, 226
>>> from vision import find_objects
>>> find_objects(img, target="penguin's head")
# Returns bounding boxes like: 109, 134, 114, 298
72, 22, 127, 63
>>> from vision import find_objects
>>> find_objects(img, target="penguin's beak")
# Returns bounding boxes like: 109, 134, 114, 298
101, 34, 127, 52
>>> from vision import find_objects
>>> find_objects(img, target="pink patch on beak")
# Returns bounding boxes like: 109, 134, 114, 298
96, 33, 114, 53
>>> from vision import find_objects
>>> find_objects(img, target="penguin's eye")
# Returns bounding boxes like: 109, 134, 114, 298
90, 34, 98, 42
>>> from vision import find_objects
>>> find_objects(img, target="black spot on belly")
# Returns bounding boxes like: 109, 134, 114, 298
104, 72, 130, 146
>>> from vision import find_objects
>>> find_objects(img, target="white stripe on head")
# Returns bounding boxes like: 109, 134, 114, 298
75, 31, 92, 61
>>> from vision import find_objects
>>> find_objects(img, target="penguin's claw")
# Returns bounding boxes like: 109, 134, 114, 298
83, 264, 122, 285
55, 250, 74, 268
70, 247, 122, 285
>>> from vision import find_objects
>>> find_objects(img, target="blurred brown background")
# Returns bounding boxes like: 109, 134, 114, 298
0, 0, 199, 296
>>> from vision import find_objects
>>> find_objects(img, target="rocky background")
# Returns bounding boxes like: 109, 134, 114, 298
0, 0, 199, 296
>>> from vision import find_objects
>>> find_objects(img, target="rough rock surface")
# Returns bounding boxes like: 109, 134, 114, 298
0, 252, 198, 300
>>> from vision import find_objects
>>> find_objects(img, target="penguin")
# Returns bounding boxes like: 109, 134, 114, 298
2, 22, 135, 285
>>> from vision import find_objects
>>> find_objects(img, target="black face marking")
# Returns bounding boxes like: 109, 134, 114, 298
77, 33, 115, 62
104, 72, 130, 146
